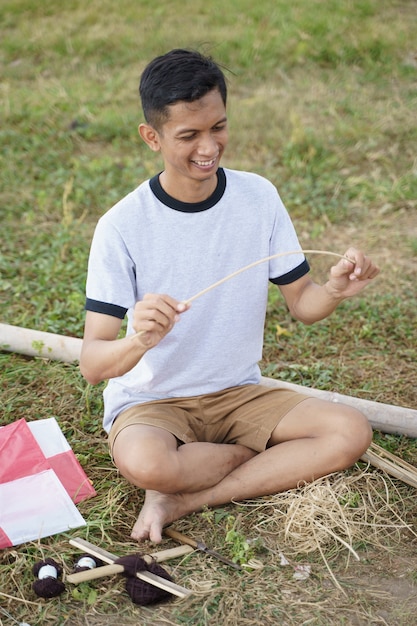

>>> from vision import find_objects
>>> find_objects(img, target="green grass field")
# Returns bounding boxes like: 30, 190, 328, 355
1, 0, 416, 624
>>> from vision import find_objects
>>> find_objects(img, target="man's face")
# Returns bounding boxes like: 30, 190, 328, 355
148, 89, 228, 201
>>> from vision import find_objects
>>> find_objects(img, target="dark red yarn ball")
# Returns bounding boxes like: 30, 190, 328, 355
32, 558, 66, 598
115, 555, 173, 605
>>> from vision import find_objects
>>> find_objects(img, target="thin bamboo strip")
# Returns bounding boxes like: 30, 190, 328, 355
133, 248, 349, 340
361, 443, 417, 489
184, 249, 350, 304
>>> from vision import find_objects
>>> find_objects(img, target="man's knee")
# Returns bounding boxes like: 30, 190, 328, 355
115, 451, 174, 493
113, 429, 182, 492
333, 406, 373, 467
116, 446, 182, 492
271, 398, 372, 451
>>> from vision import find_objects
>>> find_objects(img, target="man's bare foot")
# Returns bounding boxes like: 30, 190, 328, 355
129, 445, 257, 543
131, 489, 192, 543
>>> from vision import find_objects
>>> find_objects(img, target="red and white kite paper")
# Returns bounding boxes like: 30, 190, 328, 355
0, 417, 96, 549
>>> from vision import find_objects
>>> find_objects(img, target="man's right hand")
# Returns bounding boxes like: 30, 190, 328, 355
133, 293, 190, 349
80, 295, 189, 384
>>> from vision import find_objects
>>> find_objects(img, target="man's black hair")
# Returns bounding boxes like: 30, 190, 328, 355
139, 48, 228, 130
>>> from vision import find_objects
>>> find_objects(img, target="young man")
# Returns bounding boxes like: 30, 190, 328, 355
80, 49, 379, 544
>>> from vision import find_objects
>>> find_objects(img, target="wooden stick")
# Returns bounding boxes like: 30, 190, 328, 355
184, 249, 350, 305
67, 544, 194, 584
2, 322, 416, 436
361, 442, 417, 489
67, 562, 131, 584
260, 377, 417, 439
132, 249, 350, 342
2, 321, 416, 436
0, 323, 82, 363
68, 537, 192, 598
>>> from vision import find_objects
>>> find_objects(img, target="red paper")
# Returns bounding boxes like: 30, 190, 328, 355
0, 417, 96, 548
0, 419, 48, 482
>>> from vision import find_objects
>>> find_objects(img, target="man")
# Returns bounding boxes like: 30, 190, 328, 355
80, 49, 379, 543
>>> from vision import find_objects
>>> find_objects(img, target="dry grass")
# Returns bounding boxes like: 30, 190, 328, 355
2, 437, 417, 625
239, 469, 416, 589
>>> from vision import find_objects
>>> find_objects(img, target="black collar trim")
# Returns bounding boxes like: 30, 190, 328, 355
149, 168, 226, 213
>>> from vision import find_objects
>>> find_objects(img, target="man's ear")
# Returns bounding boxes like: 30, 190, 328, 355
139, 123, 161, 152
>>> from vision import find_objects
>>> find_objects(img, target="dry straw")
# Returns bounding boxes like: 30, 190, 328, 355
237, 467, 417, 591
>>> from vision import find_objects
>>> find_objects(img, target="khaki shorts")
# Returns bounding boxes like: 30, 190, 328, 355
108, 384, 309, 455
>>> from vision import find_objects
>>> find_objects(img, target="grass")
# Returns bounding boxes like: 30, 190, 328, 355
1, 0, 417, 624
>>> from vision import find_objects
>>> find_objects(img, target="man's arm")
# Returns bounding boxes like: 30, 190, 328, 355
80, 294, 189, 384
279, 247, 380, 325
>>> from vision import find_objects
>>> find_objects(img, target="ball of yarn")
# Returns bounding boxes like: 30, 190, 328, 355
32, 558, 66, 598
115, 555, 173, 605
72, 553, 103, 573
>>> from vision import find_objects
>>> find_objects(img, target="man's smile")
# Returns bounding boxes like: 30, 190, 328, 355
191, 158, 218, 167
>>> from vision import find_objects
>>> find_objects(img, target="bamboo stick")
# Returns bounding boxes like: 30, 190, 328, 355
0, 323, 82, 363
67, 562, 128, 583
361, 442, 417, 489
68, 537, 192, 598
67, 544, 193, 584
260, 377, 417, 438
183, 250, 350, 304
2, 324, 416, 437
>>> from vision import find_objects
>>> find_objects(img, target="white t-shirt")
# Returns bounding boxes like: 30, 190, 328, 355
85, 168, 309, 432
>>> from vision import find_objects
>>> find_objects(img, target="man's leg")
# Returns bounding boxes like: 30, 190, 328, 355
113, 398, 372, 543
113, 424, 257, 494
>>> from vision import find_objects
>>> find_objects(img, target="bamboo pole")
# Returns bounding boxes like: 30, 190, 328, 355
1, 323, 416, 437
260, 377, 417, 438
0, 323, 82, 363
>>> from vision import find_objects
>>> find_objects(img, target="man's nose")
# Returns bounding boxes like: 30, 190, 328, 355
197, 133, 218, 155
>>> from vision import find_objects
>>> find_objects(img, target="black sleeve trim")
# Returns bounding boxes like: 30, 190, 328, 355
85, 298, 128, 319
270, 258, 310, 286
